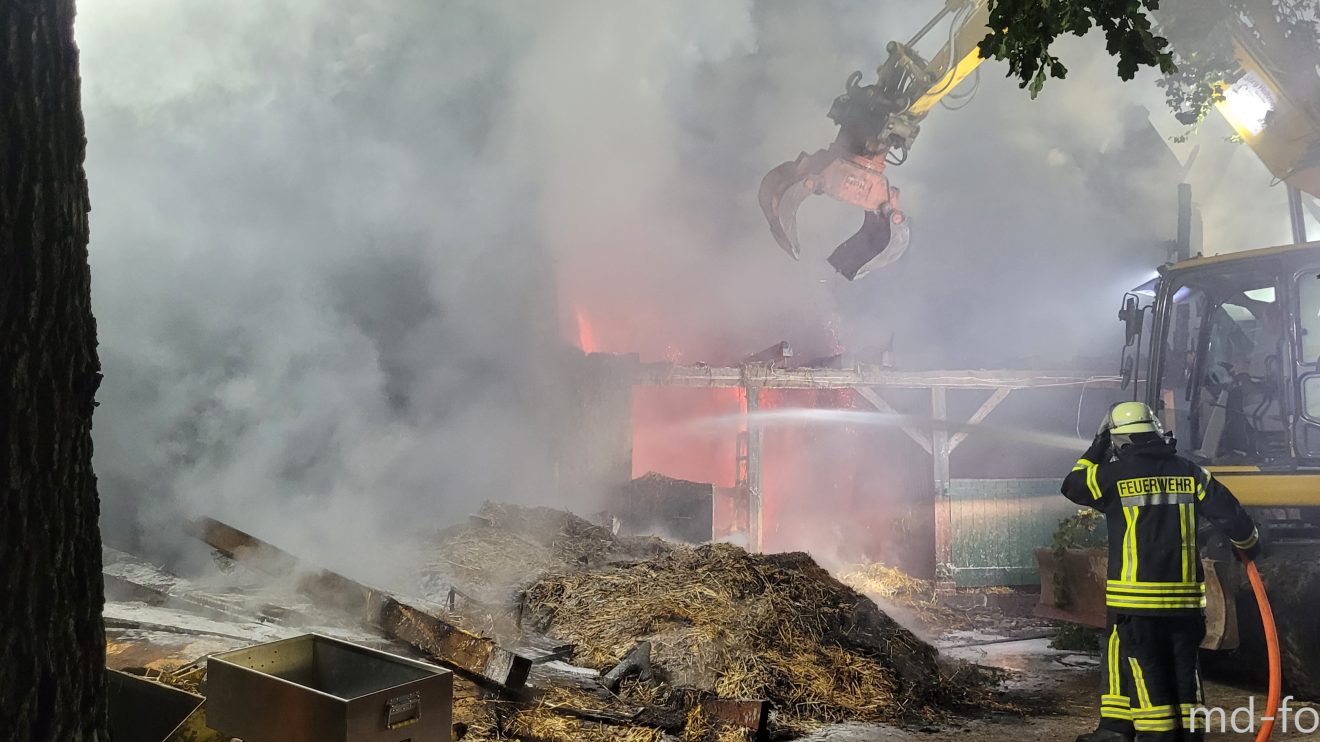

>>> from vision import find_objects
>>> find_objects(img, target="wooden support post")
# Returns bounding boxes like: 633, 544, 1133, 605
931, 387, 953, 588
746, 387, 764, 553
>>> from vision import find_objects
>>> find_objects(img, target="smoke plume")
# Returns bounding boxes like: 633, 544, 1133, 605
76, 0, 1298, 578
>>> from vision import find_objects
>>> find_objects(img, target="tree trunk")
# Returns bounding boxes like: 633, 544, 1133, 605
0, 0, 107, 740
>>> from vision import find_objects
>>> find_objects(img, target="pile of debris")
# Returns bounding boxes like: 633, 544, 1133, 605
421, 502, 671, 605
105, 503, 1004, 741
522, 544, 994, 730
420, 504, 1002, 733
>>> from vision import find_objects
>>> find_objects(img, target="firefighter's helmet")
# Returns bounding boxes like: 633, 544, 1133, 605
1103, 401, 1164, 441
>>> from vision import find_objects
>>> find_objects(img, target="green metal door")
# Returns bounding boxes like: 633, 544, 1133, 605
947, 478, 1083, 588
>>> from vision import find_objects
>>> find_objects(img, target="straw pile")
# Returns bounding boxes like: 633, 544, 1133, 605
424, 504, 1001, 737
422, 502, 672, 608
523, 543, 994, 730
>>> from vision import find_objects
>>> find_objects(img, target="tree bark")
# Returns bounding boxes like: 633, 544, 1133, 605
0, 0, 107, 740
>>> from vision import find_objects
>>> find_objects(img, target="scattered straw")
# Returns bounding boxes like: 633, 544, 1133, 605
837, 562, 934, 603
835, 562, 965, 628
504, 705, 664, 742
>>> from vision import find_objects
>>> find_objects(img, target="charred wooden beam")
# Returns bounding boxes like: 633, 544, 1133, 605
513, 633, 575, 665
190, 517, 532, 689
380, 599, 532, 689
601, 640, 651, 691
189, 518, 300, 575
699, 698, 770, 740
741, 341, 793, 367
853, 386, 932, 455
544, 703, 642, 726
800, 352, 844, 369
637, 363, 1118, 390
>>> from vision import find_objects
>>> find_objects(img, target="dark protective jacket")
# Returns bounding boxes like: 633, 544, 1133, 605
1062, 437, 1258, 615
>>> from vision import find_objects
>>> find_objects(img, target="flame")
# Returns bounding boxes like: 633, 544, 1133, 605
561, 288, 906, 563
575, 308, 599, 353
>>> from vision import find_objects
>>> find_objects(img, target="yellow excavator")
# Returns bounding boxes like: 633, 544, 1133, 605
1034, 237, 1320, 697
760, 0, 1320, 697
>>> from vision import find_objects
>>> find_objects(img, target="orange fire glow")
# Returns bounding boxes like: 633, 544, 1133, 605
559, 284, 916, 568
574, 308, 599, 353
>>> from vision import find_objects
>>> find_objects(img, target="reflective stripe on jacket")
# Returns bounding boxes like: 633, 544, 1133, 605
1062, 438, 1257, 615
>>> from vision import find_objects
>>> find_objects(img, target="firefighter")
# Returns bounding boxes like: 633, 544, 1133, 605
1063, 402, 1262, 742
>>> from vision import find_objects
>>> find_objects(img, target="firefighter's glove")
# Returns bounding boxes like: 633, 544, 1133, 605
1232, 527, 1264, 563
1082, 430, 1111, 465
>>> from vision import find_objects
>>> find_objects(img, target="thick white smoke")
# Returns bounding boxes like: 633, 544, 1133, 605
75, 0, 1294, 579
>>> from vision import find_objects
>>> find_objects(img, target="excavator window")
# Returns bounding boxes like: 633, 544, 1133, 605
1295, 272, 1320, 429
1297, 272, 1320, 367
1158, 270, 1286, 463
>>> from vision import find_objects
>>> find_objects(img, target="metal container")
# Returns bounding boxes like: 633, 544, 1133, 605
207, 634, 452, 742
107, 669, 224, 742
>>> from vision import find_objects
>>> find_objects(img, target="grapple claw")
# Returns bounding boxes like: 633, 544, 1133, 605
758, 152, 826, 260
758, 148, 909, 280
828, 207, 910, 280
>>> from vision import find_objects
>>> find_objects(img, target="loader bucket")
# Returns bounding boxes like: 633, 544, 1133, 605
1033, 548, 1239, 650
758, 149, 908, 280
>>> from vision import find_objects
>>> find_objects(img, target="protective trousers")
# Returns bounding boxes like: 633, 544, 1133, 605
1117, 613, 1207, 742
1099, 615, 1135, 736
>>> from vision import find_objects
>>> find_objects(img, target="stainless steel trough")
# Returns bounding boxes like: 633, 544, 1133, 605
107, 669, 221, 742
207, 634, 452, 742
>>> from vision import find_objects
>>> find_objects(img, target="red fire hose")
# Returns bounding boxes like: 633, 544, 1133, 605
1244, 557, 1281, 742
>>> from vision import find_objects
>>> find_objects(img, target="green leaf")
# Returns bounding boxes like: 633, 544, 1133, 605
985, 0, 1172, 95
